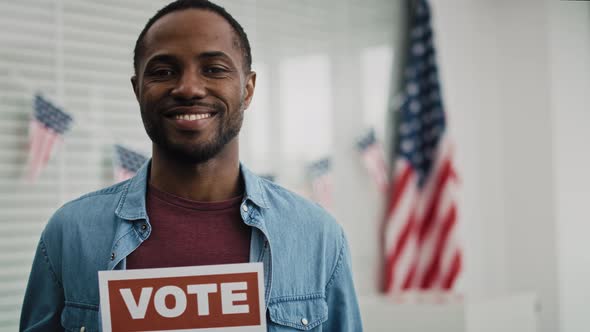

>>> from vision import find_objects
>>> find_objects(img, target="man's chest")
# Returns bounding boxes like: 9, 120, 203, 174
126, 191, 251, 269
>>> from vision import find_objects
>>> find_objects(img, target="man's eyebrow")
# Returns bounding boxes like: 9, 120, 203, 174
199, 51, 232, 61
144, 54, 178, 68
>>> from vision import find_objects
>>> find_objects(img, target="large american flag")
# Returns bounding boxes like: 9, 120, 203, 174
382, 0, 461, 293
113, 144, 148, 182
307, 157, 333, 210
26, 94, 73, 182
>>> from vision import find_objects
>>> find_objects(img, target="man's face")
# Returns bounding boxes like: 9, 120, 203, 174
132, 9, 255, 164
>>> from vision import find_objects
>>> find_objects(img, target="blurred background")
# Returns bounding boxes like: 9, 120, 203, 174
1, 0, 589, 331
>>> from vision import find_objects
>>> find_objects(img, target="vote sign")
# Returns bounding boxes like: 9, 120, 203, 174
98, 263, 266, 332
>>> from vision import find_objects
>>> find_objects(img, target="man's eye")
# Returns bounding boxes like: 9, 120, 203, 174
203, 67, 227, 74
151, 69, 175, 77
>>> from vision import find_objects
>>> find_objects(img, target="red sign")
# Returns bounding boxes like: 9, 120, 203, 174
99, 263, 266, 332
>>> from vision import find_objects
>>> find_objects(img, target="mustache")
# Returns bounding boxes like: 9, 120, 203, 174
160, 99, 225, 113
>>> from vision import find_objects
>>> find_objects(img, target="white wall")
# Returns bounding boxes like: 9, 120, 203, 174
432, 0, 561, 329
548, 2, 590, 332
495, 1, 559, 331
422, 1, 590, 331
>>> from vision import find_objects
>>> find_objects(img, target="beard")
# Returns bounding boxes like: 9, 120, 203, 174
140, 98, 244, 164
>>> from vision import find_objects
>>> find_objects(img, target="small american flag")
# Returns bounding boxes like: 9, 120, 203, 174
307, 157, 333, 210
26, 94, 73, 182
113, 144, 148, 182
357, 129, 389, 194
382, 0, 461, 293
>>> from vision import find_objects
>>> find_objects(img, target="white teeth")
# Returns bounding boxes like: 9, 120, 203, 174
175, 113, 212, 121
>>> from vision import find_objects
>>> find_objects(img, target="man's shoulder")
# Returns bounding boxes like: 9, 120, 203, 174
61, 180, 129, 210
44, 180, 129, 232
259, 179, 342, 236
262, 179, 332, 216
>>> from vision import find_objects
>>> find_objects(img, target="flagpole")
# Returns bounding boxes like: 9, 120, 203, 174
55, 0, 66, 204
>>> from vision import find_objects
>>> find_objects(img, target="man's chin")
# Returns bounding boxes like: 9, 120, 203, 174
159, 142, 223, 164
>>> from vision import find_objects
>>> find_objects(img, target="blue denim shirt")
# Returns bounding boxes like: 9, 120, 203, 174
20, 162, 363, 331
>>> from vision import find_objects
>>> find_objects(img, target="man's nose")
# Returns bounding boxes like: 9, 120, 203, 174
170, 71, 207, 99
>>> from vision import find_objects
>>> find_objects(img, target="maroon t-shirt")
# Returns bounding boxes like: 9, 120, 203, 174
126, 185, 251, 269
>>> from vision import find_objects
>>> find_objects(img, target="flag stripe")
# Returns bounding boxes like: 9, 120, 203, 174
418, 158, 452, 242
357, 128, 390, 193
436, 205, 460, 290
40, 132, 59, 166
393, 217, 419, 291
363, 144, 389, 192
420, 203, 456, 289
384, 162, 413, 218
402, 260, 418, 290
442, 249, 462, 290
27, 122, 43, 180
28, 124, 60, 181
308, 158, 333, 210
382, 163, 418, 292
383, 210, 416, 292
383, 166, 417, 252
410, 177, 456, 289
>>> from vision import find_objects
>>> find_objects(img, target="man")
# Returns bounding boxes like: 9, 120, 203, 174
20, 0, 362, 330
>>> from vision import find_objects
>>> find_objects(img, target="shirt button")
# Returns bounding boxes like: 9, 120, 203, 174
301, 318, 309, 326
141, 224, 147, 231
242, 205, 248, 212
110, 253, 115, 261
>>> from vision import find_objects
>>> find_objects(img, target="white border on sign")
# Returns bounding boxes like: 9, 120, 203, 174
98, 262, 266, 332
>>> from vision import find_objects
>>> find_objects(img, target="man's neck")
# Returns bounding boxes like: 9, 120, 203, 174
148, 145, 243, 202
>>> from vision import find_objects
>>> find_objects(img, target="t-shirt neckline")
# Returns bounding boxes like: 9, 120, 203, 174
148, 184, 243, 211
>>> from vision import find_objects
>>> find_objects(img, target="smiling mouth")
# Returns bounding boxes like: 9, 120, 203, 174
173, 113, 214, 121
166, 111, 218, 131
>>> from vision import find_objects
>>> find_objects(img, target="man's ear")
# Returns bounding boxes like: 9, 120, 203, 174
131, 75, 139, 102
242, 71, 256, 110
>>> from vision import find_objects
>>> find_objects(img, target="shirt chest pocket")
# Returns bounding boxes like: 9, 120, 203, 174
61, 304, 99, 332
267, 297, 328, 331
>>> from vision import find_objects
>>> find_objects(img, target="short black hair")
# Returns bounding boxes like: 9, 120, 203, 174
133, 0, 252, 74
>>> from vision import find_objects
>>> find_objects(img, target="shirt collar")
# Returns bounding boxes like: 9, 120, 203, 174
115, 160, 150, 221
115, 160, 269, 221
240, 162, 269, 209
